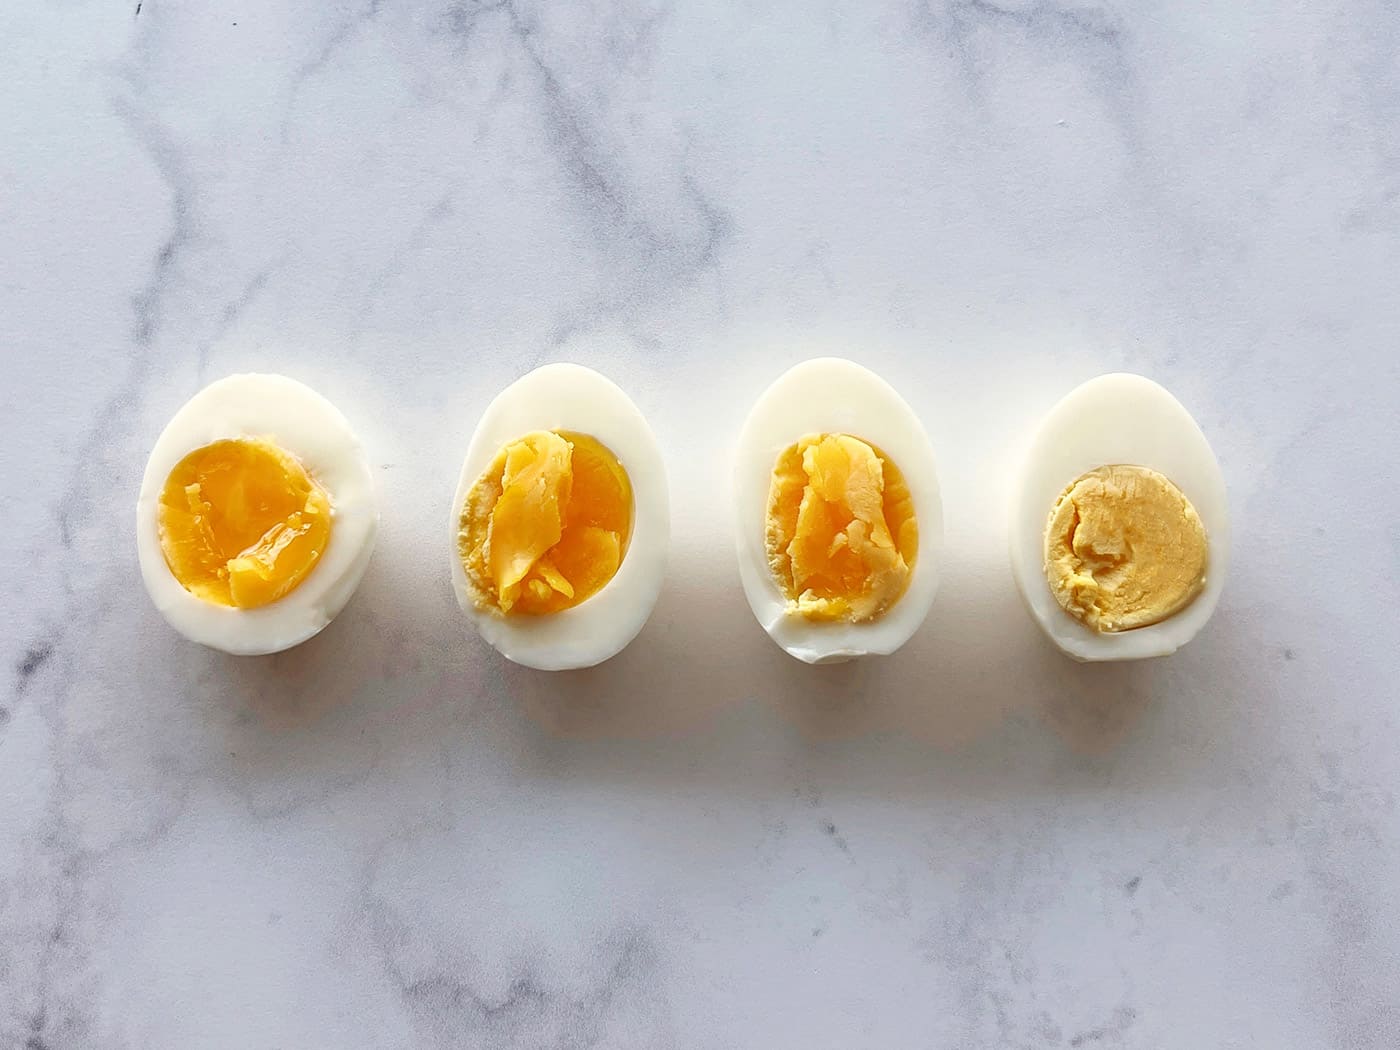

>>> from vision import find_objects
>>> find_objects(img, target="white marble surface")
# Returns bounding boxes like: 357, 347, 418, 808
3, 1, 1399, 1046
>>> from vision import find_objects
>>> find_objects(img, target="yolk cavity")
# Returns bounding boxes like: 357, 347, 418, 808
460, 431, 632, 616
1043, 464, 1207, 633
158, 438, 331, 609
765, 433, 917, 622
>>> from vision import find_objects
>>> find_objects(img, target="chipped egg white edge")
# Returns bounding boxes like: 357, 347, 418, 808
1009, 373, 1230, 662
734, 357, 944, 664
135, 374, 379, 656
449, 363, 671, 672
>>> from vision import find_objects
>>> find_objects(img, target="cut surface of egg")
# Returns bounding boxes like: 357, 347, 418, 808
450, 364, 669, 671
136, 374, 378, 655
734, 358, 942, 664
1010, 373, 1229, 661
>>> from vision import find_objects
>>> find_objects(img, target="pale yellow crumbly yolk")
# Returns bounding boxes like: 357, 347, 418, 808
158, 437, 332, 609
460, 430, 632, 616
1044, 464, 1207, 633
765, 433, 918, 622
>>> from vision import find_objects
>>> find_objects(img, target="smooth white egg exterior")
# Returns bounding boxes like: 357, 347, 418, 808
734, 358, 943, 664
135, 374, 379, 656
449, 363, 670, 672
1010, 373, 1230, 662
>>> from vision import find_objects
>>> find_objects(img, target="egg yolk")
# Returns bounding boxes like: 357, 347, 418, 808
765, 433, 918, 623
1044, 464, 1207, 633
460, 431, 632, 616
157, 438, 332, 609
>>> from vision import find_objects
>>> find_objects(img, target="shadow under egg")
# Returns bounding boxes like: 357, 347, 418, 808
502, 540, 773, 739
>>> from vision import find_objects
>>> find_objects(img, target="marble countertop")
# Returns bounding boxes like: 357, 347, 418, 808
4, 1, 1398, 1047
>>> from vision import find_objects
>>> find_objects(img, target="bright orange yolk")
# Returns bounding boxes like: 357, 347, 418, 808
765, 433, 917, 622
459, 430, 633, 616
157, 438, 332, 609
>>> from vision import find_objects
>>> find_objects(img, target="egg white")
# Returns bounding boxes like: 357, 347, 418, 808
449, 363, 670, 671
1010, 373, 1229, 662
135, 373, 379, 656
734, 358, 943, 664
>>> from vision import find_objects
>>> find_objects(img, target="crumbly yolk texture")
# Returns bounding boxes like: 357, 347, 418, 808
765, 433, 918, 623
1044, 464, 1207, 633
157, 438, 331, 609
460, 430, 632, 616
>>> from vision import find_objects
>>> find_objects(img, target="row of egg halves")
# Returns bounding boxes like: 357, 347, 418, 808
136, 360, 1228, 668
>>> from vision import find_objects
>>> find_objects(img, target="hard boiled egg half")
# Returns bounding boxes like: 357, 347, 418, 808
136, 374, 378, 655
1010, 373, 1229, 661
450, 364, 669, 671
734, 358, 943, 663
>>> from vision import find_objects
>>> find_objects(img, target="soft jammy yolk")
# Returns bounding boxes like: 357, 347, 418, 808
460, 431, 632, 616
765, 433, 918, 622
1043, 464, 1207, 633
157, 438, 331, 609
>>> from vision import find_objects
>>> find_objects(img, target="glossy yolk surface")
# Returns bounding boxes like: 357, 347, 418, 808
158, 437, 331, 609
460, 430, 632, 616
765, 433, 917, 622
1043, 463, 1208, 632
